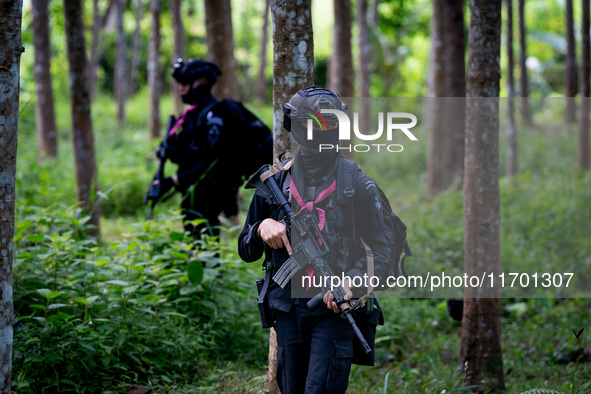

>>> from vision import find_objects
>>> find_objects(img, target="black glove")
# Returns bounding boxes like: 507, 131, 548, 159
156, 142, 176, 161
158, 177, 175, 198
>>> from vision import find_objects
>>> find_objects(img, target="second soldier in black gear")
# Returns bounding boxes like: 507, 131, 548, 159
153, 58, 242, 242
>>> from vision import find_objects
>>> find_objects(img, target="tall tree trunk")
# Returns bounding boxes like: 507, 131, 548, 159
443, 0, 466, 188
371, 0, 381, 24
170, 0, 184, 116
129, 0, 145, 97
148, 0, 161, 140
64, 0, 101, 237
518, 0, 532, 125
114, 0, 126, 126
579, 0, 590, 169
90, 0, 101, 100
268, 2, 314, 391
506, 0, 518, 176
0, 2, 23, 391
204, 0, 239, 100
565, 0, 578, 123
329, 0, 354, 97
461, 0, 506, 392
358, 0, 372, 145
255, 0, 270, 101
32, 0, 58, 161
427, 0, 447, 196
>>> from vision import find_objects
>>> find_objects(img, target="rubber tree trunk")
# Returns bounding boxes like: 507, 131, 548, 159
357, 0, 372, 150
114, 0, 126, 126
505, 0, 519, 176
565, 0, 578, 123
579, 0, 590, 169
89, 0, 101, 100
148, 0, 161, 141
0, 2, 23, 391
170, 0, 184, 116
461, 0, 506, 392
329, 0, 354, 97
129, 0, 145, 97
255, 0, 271, 101
518, 0, 533, 125
268, 2, 314, 391
64, 0, 101, 238
204, 0, 239, 100
443, 0, 466, 188
32, 0, 58, 161
426, 0, 447, 196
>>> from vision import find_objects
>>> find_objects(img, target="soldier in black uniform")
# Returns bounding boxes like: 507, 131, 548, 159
238, 86, 390, 393
152, 59, 242, 241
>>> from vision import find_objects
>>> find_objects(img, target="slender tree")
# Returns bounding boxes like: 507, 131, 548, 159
565, 0, 578, 122
129, 0, 145, 97
358, 0, 372, 142
579, 0, 590, 169
255, 0, 271, 101
0, 2, 23, 391
518, 0, 533, 125
32, 0, 58, 161
148, 0, 161, 140
443, 0, 466, 187
506, 0, 518, 176
268, 3, 314, 391
461, 0, 506, 391
427, 0, 447, 195
329, 0, 354, 97
64, 0, 101, 237
204, 0, 239, 100
170, 0, 184, 116
89, 0, 101, 100
114, 0, 127, 126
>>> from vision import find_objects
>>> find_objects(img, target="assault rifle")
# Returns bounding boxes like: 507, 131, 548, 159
144, 114, 177, 220
246, 164, 372, 354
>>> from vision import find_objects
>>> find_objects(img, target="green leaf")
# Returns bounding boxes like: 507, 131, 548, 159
47, 303, 68, 309
86, 296, 100, 304
169, 232, 186, 241
73, 298, 88, 305
187, 260, 204, 284
106, 280, 129, 286
96, 258, 110, 266
30, 304, 46, 310
26, 234, 44, 243
36, 289, 51, 297
45, 292, 62, 299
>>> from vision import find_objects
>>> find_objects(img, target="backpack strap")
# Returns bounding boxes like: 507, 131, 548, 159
196, 99, 222, 128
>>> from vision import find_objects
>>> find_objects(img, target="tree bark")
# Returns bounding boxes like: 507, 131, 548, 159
170, 0, 184, 116
565, 0, 578, 123
443, 0, 466, 188
255, 0, 271, 101
32, 0, 58, 161
114, 0, 126, 126
427, 0, 447, 196
89, 0, 101, 100
358, 0, 372, 149
518, 0, 532, 125
461, 0, 506, 392
129, 0, 145, 97
506, 0, 518, 176
204, 0, 239, 100
0, 2, 23, 391
64, 0, 101, 237
329, 0, 354, 97
148, 0, 161, 140
579, 0, 590, 169
267, 2, 314, 391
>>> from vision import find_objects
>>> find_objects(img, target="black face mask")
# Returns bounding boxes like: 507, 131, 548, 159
181, 83, 212, 105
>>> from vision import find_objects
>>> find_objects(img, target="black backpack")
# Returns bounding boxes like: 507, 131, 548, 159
336, 157, 412, 280
198, 99, 273, 181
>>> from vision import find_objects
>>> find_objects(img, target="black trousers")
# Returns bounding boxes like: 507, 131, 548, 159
274, 306, 354, 394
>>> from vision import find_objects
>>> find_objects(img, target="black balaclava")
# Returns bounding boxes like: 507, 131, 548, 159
171, 58, 222, 105
283, 86, 348, 186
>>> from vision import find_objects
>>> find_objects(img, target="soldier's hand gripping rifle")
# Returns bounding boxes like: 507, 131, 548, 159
144, 114, 177, 220
246, 164, 372, 355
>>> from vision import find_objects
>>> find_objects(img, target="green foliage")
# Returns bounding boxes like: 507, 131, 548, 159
12, 204, 267, 392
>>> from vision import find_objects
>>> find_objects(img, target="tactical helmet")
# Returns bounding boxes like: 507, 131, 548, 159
283, 86, 348, 150
171, 58, 222, 86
